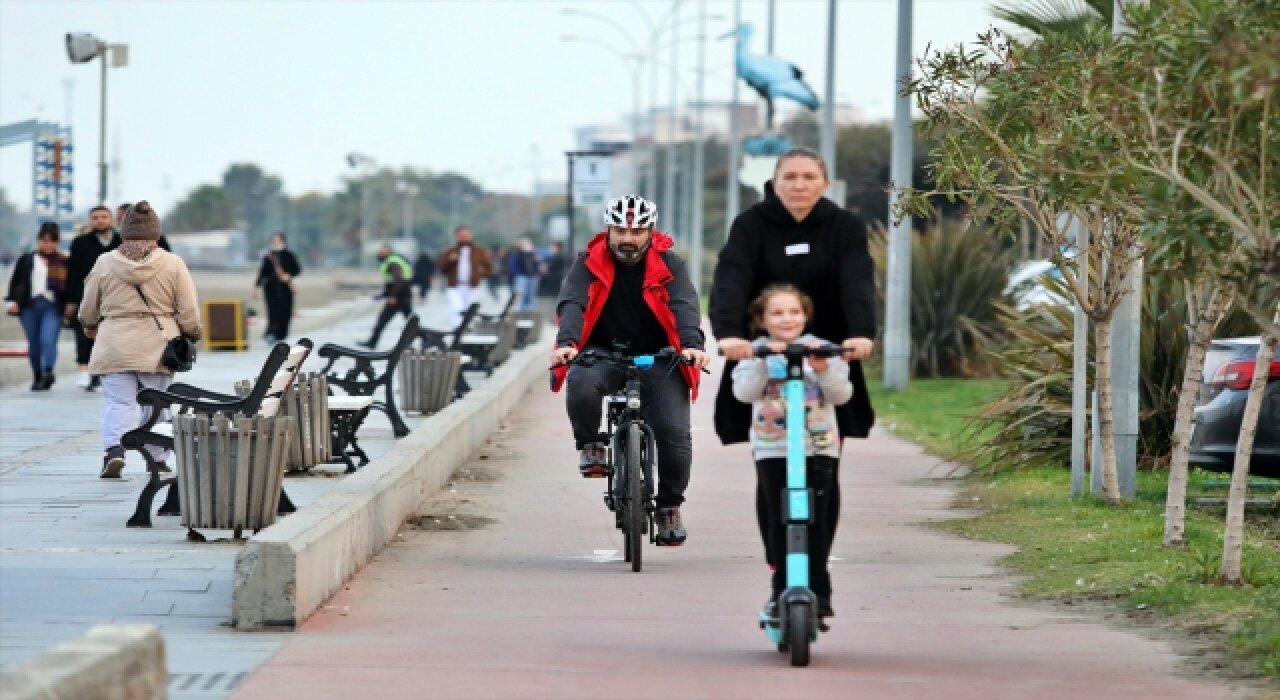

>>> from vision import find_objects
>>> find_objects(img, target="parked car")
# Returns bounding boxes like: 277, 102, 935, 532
1189, 337, 1280, 478
1004, 259, 1069, 311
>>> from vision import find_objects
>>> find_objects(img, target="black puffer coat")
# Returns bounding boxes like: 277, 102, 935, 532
708, 181, 877, 444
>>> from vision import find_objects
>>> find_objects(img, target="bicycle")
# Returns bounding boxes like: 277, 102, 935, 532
746, 342, 843, 667
570, 346, 690, 573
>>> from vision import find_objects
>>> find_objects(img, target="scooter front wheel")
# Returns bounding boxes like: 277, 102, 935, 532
788, 604, 811, 667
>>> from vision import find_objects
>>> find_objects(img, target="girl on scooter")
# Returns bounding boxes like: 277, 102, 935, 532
730, 285, 853, 620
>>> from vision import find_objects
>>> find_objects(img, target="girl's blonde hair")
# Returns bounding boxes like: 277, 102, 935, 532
747, 284, 813, 334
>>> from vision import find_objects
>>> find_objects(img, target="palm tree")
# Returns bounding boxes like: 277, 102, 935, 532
990, 0, 1113, 41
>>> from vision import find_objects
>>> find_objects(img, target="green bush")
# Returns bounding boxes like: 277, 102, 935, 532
869, 221, 1016, 378
968, 272, 1259, 473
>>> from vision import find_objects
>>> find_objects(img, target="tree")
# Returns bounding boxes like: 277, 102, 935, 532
905, 26, 1146, 503
165, 184, 236, 233
1089, 0, 1277, 577
990, 0, 1112, 42
222, 163, 283, 252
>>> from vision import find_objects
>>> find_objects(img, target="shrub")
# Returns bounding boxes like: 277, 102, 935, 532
869, 221, 1016, 378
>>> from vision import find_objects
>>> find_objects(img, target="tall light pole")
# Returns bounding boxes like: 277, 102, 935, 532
1094, 0, 1145, 498
396, 181, 418, 242
820, 0, 838, 190
689, 0, 707, 293
883, 0, 913, 391
664, 0, 682, 243
561, 33, 644, 179
347, 152, 376, 274
66, 33, 127, 205
724, 0, 742, 238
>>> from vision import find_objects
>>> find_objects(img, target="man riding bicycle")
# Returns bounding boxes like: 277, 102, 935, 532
551, 194, 710, 546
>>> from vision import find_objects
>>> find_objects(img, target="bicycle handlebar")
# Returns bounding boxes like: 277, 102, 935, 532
572, 346, 688, 368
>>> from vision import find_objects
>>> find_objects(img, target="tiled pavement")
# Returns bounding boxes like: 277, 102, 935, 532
0, 291, 512, 699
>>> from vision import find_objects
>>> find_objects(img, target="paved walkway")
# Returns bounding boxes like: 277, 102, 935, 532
0, 290, 514, 700
231, 362, 1240, 699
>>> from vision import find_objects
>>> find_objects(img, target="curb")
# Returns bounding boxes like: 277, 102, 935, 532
0, 624, 167, 700
231, 335, 555, 629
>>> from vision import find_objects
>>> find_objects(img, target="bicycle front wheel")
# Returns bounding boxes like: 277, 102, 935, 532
627, 423, 645, 573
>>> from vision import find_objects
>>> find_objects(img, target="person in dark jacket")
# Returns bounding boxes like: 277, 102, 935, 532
412, 250, 435, 300
64, 206, 119, 391
255, 232, 302, 342
5, 222, 69, 390
358, 244, 414, 348
708, 148, 877, 608
551, 194, 710, 546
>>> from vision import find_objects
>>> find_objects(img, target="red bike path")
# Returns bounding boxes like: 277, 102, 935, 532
233, 364, 1237, 699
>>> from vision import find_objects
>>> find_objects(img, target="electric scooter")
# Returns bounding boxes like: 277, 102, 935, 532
755, 343, 840, 667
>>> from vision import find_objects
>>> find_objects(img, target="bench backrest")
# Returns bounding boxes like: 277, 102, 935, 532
235, 343, 292, 416
283, 338, 314, 373
447, 303, 482, 350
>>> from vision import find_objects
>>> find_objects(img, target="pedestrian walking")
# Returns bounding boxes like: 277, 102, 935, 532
65, 205, 119, 392
539, 241, 568, 298
5, 222, 69, 391
358, 244, 414, 348
508, 238, 542, 311
438, 226, 492, 327
78, 201, 202, 478
117, 202, 171, 252
255, 232, 301, 342
485, 243, 506, 301
413, 250, 435, 300
708, 147, 877, 593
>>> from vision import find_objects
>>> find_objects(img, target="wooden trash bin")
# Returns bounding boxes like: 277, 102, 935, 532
172, 414, 295, 537
235, 374, 331, 472
398, 350, 462, 415
513, 310, 545, 347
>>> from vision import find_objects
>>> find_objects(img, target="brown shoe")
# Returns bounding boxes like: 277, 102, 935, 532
100, 448, 125, 479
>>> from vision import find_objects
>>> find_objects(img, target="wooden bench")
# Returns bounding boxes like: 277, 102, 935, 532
317, 314, 419, 439
122, 340, 313, 528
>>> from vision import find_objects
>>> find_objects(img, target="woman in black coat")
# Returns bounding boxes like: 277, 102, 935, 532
709, 148, 877, 607
255, 232, 301, 342
4, 222, 69, 390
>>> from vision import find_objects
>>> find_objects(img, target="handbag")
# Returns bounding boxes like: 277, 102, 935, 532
133, 285, 197, 372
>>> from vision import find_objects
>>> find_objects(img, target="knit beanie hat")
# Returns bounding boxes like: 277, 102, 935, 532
120, 201, 161, 241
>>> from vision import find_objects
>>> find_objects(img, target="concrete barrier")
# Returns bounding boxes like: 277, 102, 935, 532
232, 335, 554, 629
0, 624, 168, 700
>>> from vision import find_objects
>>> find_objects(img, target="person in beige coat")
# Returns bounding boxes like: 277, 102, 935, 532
79, 201, 202, 478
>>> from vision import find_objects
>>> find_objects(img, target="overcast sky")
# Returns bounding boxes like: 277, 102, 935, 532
1, 0, 1008, 215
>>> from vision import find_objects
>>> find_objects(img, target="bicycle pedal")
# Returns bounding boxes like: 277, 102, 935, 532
818, 620, 830, 633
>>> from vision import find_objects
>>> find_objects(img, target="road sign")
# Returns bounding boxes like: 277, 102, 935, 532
572, 155, 611, 206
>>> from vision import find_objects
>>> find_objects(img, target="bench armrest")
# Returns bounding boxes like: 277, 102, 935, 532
318, 342, 394, 362
136, 387, 249, 416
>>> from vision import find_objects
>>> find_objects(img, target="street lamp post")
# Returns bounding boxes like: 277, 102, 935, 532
689, 0, 707, 294
346, 152, 377, 275
396, 181, 418, 242
884, 0, 914, 391
66, 33, 127, 205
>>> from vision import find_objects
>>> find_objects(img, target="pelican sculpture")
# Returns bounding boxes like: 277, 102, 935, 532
733, 22, 821, 122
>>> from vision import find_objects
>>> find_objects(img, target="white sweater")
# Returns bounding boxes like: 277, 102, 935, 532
730, 335, 854, 460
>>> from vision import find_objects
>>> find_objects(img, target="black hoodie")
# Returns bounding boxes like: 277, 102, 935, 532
708, 181, 876, 444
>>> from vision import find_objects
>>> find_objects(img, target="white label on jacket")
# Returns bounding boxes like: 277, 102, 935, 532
785, 243, 810, 256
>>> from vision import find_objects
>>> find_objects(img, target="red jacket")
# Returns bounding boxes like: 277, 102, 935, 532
551, 230, 702, 400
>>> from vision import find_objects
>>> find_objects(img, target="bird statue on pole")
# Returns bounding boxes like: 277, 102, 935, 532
733, 22, 821, 131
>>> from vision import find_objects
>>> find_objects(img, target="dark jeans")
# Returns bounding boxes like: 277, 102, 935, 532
71, 316, 94, 365
264, 287, 294, 339
756, 455, 838, 597
19, 296, 61, 375
367, 298, 412, 345
565, 357, 692, 508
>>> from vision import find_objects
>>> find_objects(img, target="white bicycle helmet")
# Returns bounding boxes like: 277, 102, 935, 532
603, 194, 658, 228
